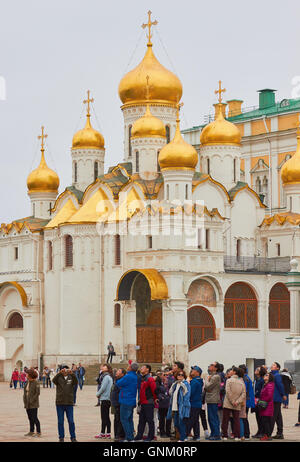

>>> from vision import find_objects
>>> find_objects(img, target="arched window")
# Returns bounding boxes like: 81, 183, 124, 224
224, 282, 258, 328
74, 162, 78, 183
236, 239, 241, 260
185, 184, 188, 200
128, 125, 132, 157
114, 303, 121, 327
135, 151, 139, 173
165, 125, 170, 143
207, 158, 210, 175
157, 151, 161, 172
65, 235, 73, 267
233, 158, 236, 183
187, 306, 216, 351
48, 241, 53, 271
269, 283, 290, 329
115, 234, 121, 265
166, 184, 170, 200
94, 161, 98, 181
8, 312, 23, 329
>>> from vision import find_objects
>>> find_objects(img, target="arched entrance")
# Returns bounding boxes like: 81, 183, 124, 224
116, 269, 168, 363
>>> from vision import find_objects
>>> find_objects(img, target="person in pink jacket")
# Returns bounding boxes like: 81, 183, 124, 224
259, 373, 275, 441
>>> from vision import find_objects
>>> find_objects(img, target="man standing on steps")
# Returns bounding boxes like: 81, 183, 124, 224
107, 342, 115, 364
52, 365, 78, 442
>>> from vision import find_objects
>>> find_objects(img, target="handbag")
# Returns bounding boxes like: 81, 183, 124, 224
257, 400, 268, 409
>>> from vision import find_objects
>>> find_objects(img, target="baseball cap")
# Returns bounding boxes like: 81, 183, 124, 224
191, 365, 202, 375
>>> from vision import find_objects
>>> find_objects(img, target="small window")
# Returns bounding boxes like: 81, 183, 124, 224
114, 303, 121, 327
48, 241, 53, 271
14, 247, 18, 260
277, 243, 280, 256
236, 239, 241, 259
128, 125, 132, 157
94, 161, 98, 181
165, 125, 170, 143
207, 158, 210, 175
197, 228, 203, 249
290, 196, 292, 211
157, 151, 161, 172
74, 162, 78, 183
65, 235, 73, 267
8, 312, 23, 329
205, 229, 210, 250
233, 159, 236, 183
33, 203, 35, 216
115, 234, 121, 265
135, 151, 139, 173
148, 235, 153, 249
185, 184, 188, 200
166, 184, 170, 200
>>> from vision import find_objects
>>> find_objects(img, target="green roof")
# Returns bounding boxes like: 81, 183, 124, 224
65, 186, 84, 202
182, 96, 300, 133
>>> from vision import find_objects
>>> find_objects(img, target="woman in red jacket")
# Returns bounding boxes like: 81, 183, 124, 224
11, 369, 20, 389
259, 373, 275, 441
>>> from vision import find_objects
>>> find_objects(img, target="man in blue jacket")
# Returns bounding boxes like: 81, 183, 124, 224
270, 362, 286, 439
116, 362, 138, 442
187, 366, 203, 441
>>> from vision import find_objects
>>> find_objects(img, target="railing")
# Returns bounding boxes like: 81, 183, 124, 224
224, 256, 291, 273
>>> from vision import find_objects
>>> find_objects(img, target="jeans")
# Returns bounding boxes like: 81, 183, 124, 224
283, 395, 289, 406
26, 408, 41, 433
239, 418, 244, 438
187, 407, 201, 439
78, 376, 84, 390
73, 383, 78, 404
101, 400, 111, 434
207, 403, 220, 437
173, 411, 187, 441
158, 408, 171, 436
136, 403, 154, 440
56, 405, 76, 440
13, 380, 18, 389
270, 402, 283, 436
114, 405, 125, 440
120, 404, 135, 441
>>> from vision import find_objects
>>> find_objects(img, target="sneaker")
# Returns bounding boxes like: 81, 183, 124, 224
234, 438, 240, 441
33, 433, 42, 438
204, 430, 210, 438
294, 423, 300, 427
272, 434, 284, 439
71, 438, 78, 442
95, 433, 106, 439
59, 438, 64, 442
222, 437, 228, 440
24, 432, 34, 437
105, 433, 111, 439
260, 435, 270, 441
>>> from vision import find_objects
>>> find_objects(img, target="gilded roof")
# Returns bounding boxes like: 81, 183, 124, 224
260, 212, 300, 227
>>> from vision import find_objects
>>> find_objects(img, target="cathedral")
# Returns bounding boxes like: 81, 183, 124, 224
1, 12, 300, 381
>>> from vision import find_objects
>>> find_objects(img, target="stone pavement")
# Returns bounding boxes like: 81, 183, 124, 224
0, 382, 299, 442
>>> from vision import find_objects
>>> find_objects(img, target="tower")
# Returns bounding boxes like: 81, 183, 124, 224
71, 91, 105, 191
118, 11, 182, 161
27, 126, 59, 219
200, 81, 242, 190
158, 103, 198, 201
130, 76, 166, 174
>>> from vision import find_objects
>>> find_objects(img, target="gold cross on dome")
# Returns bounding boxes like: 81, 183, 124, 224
83, 90, 94, 117
215, 80, 226, 103
142, 10, 158, 45
145, 75, 150, 100
38, 126, 48, 151
176, 102, 184, 120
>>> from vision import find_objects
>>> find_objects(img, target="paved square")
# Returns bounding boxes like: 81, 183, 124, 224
0, 382, 299, 442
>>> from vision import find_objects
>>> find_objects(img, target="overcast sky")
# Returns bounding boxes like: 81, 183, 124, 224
0, 0, 299, 223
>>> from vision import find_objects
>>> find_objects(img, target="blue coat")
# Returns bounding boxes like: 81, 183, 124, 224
167, 380, 191, 421
116, 371, 138, 407
271, 370, 285, 403
254, 377, 264, 399
190, 377, 203, 408
244, 374, 255, 408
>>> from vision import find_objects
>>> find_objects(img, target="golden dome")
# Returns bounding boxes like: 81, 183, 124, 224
200, 103, 241, 146
72, 114, 104, 150
118, 43, 182, 107
281, 132, 300, 185
131, 104, 166, 139
158, 111, 198, 170
27, 150, 59, 194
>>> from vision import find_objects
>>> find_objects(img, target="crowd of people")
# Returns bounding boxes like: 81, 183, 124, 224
13, 357, 299, 442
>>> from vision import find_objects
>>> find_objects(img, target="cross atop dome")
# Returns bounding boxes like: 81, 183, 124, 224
215, 80, 226, 104
142, 11, 158, 46
38, 126, 48, 152
83, 90, 94, 117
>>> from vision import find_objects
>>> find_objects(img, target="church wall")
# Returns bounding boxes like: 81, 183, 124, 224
192, 182, 226, 216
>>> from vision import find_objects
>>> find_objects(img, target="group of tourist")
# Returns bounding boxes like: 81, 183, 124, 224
18, 357, 297, 442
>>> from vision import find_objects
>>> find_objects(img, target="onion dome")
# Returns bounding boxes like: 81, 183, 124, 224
158, 105, 198, 170
200, 103, 241, 146
27, 127, 59, 194
281, 129, 300, 185
72, 90, 104, 150
118, 11, 182, 108
131, 103, 166, 139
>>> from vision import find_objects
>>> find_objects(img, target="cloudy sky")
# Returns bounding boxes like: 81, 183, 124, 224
0, 0, 299, 222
